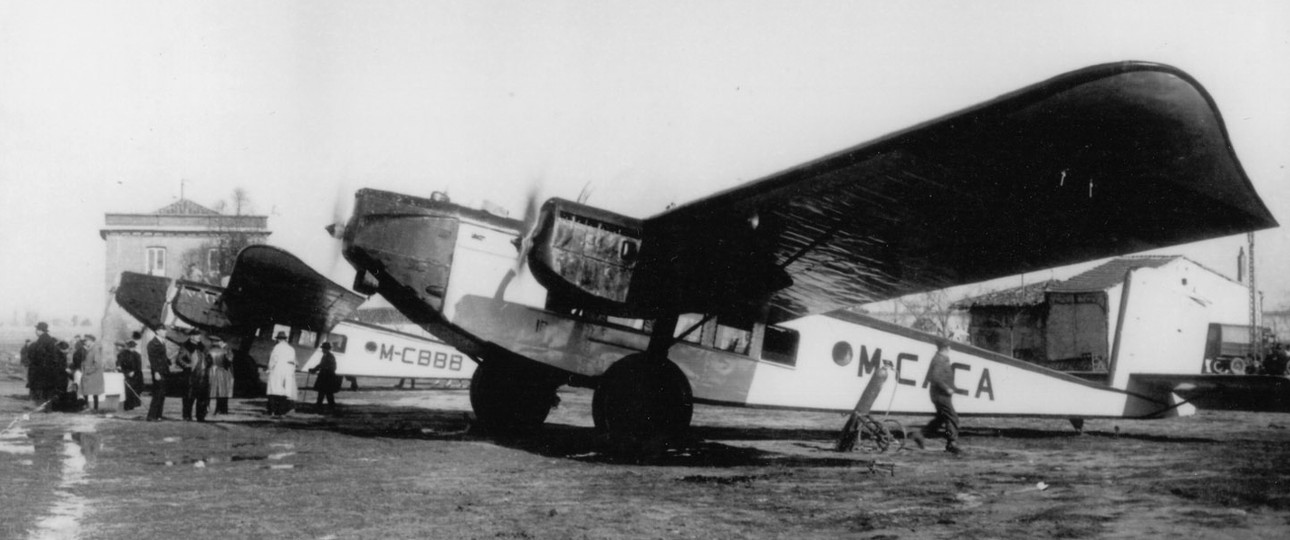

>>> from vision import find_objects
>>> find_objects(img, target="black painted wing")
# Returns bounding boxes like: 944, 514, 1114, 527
113, 272, 172, 330
163, 245, 365, 333
639, 62, 1277, 323
217, 245, 366, 332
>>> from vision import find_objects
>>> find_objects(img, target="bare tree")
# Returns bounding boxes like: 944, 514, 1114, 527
231, 187, 252, 216
179, 188, 263, 284
899, 289, 961, 338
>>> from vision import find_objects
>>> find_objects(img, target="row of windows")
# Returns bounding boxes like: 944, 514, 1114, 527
143, 247, 227, 279
256, 324, 348, 353
673, 313, 800, 367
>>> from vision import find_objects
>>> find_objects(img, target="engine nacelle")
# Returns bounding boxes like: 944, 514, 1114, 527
527, 198, 645, 316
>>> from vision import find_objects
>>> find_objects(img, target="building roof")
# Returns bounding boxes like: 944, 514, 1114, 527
953, 280, 1057, 308
101, 197, 270, 239
1048, 255, 1181, 293
155, 198, 220, 215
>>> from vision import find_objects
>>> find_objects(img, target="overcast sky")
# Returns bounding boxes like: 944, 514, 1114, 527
2, 0, 1288, 322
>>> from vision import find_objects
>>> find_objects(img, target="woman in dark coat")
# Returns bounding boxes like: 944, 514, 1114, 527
308, 342, 341, 414
116, 341, 144, 411
207, 338, 234, 415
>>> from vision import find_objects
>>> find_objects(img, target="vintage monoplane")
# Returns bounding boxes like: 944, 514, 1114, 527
114, 245, 475, 387
333, 61, 1283, 456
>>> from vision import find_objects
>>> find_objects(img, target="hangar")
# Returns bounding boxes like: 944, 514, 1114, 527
956, 255, 1253, 374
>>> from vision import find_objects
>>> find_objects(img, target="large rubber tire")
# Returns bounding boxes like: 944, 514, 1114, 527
594, 353, 693, 461
1230, 358, 1247, 375
469, 358, 561, 436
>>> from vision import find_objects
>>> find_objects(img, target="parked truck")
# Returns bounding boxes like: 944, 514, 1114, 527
1204, 323, 1290, 375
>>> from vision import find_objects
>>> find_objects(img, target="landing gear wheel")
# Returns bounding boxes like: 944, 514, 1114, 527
594, 353, 693, 461
469, 357, 561, 436
882, 419, 907, 452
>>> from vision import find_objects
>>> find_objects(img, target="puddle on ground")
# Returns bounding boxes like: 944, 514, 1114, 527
0, 425, 35, 455
16, 426, 101, 540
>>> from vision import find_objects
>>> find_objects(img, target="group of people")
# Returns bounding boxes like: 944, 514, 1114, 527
144, 326, 234, 422
20, 322, 148, 412
266, 331, 342, 416
21, 322, 345, 424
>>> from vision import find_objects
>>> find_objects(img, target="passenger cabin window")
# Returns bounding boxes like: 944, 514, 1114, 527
761, 325, 800, 366
271, 324, 291, 342
326, 334, 348, 354
715, 316, 752, 355
296, 330, 318, 347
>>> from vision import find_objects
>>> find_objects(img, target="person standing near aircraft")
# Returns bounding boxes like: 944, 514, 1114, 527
308, 341, 340, 415
71, 337, 87, 374
79, 335, 104, 412
146, 327, 170, 421
208, 336, 233, 415
20, 339, 33, 400
917, 338, 962, 454
117, 340, 144, 411
266, 332, 297, 417
182, 334, 212, 421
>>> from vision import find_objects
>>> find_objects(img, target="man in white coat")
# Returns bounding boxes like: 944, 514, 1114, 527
266, 332, 297, 416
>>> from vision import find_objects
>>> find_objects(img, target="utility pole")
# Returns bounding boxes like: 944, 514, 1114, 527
1249, 232, 1260, 366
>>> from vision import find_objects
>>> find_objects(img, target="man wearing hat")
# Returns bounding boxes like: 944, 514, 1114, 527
145, 327, 172, 421
308, 341, 341, 415
266, 331, 298, 416
915, 337, 963, 454
27, 322, 62, 405
117, 339, 144, 411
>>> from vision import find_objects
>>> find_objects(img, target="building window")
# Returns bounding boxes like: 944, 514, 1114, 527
145, 247, 166, 276
207, 249, 220, 274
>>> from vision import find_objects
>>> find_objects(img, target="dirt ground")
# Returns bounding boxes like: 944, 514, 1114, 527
3, 356, 1290, 540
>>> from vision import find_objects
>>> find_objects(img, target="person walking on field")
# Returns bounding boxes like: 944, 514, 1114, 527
915, 338, 962, 454
146, 327, 171, 421
308, 342, 341, 415
266, 332, 298, 417
208, 336, 234, 415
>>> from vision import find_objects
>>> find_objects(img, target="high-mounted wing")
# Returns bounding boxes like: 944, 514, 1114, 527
632, 61, 1276, 323
169, 245, 365, 333
1130, 374, 1290, 413
113, 272, 172, 330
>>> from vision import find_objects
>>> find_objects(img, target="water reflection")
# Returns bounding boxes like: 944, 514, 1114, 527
21, 429, 99, 540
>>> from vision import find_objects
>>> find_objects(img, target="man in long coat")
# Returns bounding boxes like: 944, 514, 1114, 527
145, 328, 171, 421
117, 340, 144, 411
266, 332, 297, 416
27, 322, 62, 405
79, 335, 105, 411
308, 341, 341, 415
181, 335, 212, 421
